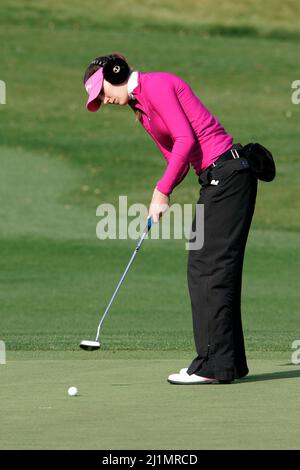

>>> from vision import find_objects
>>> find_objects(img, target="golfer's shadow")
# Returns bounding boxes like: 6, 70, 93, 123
237, 365, 300, 383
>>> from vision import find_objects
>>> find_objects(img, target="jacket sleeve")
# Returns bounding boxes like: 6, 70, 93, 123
148, 77, 196, 195
146, 125, 190, 190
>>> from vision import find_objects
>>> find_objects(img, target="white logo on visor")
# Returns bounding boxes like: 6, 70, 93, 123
86, 84, 92, 92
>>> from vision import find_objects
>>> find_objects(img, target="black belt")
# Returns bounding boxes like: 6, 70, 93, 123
205, 144, 244, 173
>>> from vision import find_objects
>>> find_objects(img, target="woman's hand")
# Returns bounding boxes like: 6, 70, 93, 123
148, 187, 170, 223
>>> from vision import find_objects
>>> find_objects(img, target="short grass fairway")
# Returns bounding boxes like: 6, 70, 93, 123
1, 351, 300, 450
1, 0, 300, 450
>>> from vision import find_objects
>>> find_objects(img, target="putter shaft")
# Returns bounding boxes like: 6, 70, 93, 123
95, 217, 152, 341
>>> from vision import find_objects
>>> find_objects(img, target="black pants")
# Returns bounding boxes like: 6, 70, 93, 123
187, 144, 258, 381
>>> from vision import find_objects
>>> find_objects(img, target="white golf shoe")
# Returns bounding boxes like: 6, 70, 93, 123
168, 370, 219, 385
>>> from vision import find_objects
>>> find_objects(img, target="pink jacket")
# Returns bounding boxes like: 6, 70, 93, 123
130, 72, 233, 195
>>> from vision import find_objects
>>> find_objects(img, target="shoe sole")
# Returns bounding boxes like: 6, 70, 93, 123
167, 379, 231, 385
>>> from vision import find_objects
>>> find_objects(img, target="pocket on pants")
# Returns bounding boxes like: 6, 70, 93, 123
208, 158, 251, 188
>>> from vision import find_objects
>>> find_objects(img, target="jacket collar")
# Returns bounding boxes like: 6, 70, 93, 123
128, 71, 139, 99
130, 72, 149, 115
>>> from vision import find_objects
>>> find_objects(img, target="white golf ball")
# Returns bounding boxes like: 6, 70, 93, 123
68, 386, 78, 397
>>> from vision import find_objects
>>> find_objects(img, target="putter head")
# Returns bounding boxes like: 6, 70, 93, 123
80, 340, 100, 351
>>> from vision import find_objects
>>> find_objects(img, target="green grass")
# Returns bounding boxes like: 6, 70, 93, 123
1, 0, 300, 35
0, 0, 300, 450
1, 351, 300, 450
1, 21, 299, 352
1, 228, 299, 352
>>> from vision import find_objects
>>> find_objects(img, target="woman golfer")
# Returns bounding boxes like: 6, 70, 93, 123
83, 53, 258, 384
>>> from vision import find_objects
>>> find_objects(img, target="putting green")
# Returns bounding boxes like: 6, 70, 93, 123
1, 351, 299, 450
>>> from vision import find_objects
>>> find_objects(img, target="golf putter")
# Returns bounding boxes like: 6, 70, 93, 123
80, 217, 153, 351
